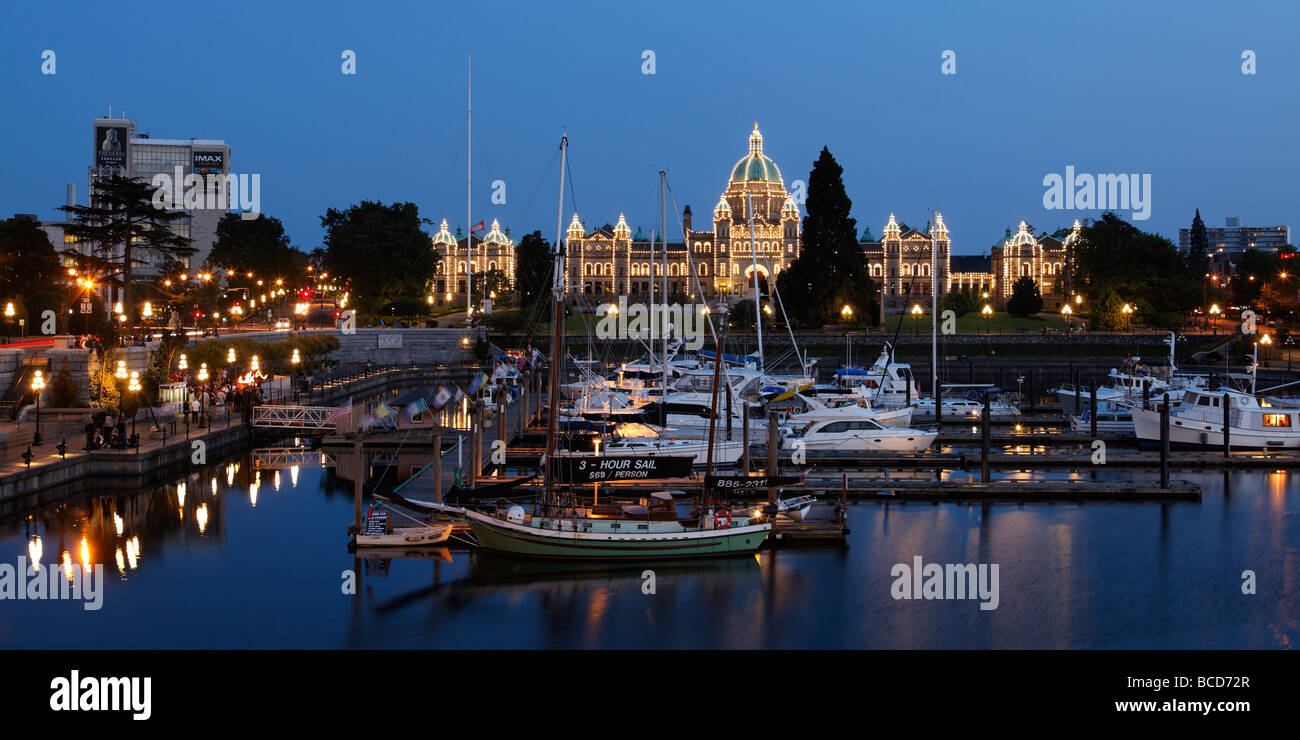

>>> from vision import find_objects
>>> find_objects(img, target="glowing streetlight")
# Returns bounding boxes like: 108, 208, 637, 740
115, 360, 128, 380
4, 302, 14, 318
197, 363, 209, 382
32, 370, 45, 445
178, 353, 188, 371
910, 303, 923, 335
142, 301, 152, 318
840, 304, 853, 319
226, 347, 236, 364
982, 303, 993, 333
291, 348, 300, 365
250, 355, 260, 373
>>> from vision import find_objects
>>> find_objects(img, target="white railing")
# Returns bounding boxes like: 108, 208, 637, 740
251, 405, 338, 431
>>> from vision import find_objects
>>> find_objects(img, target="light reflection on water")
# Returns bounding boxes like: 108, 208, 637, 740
0, 456, 1295, 649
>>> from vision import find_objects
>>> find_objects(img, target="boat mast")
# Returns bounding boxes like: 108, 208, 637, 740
746, 192, 763, 372
660, 170, 669, 426
931, 210, 939, 401
703, 307, 726, 510
466, 53, 473, 327
545, 135, 568, 509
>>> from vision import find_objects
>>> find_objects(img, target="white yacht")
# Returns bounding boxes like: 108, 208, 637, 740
784, 393, 914, 428
781, 417, 937, 453
1131, 387, 1300, 450
595, 422, 745, 465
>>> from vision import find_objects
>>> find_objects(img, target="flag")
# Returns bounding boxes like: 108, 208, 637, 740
405, 397, 430, 418
431, 385, 452, 411
327, 397, 352, 421
466, 372, 488, 396
374, 402, 391, 419
471, 220, 486, 233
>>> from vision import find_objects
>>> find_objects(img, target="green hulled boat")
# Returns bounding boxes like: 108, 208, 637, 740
457, 501, 771, 560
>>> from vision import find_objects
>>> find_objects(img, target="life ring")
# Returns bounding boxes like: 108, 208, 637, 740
714, 509, 732, 530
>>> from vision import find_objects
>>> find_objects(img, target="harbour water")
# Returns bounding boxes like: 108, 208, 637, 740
0, 453, 1295, 650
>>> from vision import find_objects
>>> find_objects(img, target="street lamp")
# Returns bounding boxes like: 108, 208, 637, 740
911, 303, 923, 335
178, 353, 188, 372
1209, 304, 1221, 335
197, 363, 209, 382
1121, 303, 1133, 333
227, 347, 236, 364
4, 302, 13, 342
31, 370, 45, 446
115, 360, 128, 380
982, 303, 993, 334
841, 304, 853, 321
1061, 302, 1073, 333
127, 371, 141, 451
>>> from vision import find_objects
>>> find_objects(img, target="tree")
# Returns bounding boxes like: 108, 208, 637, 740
1070, 212, 1197, 319
207, 213, 307, 290
514, 231, 553, 313
1188, 209, 1210, 276
1231, 248, 1283, 307
1006, 276, 1043, 317
60, 175, 195, 318
473, 269, 511, 305
0, 216, 63, 323
940, 288, 978, 318
320, 201, 434, 316
776, 147, 876, 327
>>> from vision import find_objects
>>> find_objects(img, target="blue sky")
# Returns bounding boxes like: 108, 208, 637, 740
2, 0, 1296, 254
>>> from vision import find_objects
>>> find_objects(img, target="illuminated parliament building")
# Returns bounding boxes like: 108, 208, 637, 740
429, 124, 1077, 313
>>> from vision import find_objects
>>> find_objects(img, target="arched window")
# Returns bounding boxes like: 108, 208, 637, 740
902, 264, 912, 277
1021, 262, 1031, 277
699, 263, 708, 276
921, 264, 930, 277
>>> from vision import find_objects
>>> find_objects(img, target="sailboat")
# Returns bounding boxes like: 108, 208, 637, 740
447, 136, 772, 560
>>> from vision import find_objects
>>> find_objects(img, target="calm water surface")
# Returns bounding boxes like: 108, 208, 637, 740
0, 451, 1295, 649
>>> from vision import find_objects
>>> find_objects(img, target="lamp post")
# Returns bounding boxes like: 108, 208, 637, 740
128, 371, 141, 452
1260, 332, 1273, 370
1122, 303, 1133, 333
982, 303, 993, 334
1209, 304, 1221, 335
4, 302, 13, 343
911, 303, 923, 335
1061, 302, 1073, 333
840, 304, 853, 324
31, 370, 45, 446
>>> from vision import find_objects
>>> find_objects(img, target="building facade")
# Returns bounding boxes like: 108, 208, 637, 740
988, 220, 1075, 310
86, 116, 232, 278
430, 218, 516, 304
1178, 216, 1291, 255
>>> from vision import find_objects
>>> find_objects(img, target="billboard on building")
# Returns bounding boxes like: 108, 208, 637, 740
193, 150, 226, 175
95, 125, 129, 169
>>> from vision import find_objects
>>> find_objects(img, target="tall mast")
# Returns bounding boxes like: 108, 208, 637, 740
931, 210, 939, 400
466, 53, 473, 326
545, 135, 568, 506
747, 192, 763, 372
660, 170, 669, 425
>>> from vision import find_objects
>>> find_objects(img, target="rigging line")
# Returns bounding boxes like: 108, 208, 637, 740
509, 147, 562, 238
663, 177, 719, 346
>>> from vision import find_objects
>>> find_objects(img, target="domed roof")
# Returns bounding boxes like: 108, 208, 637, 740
482, 219, 511, 246
431, 218, 457, 247
1008, 221, 1036, 247
714, 196, 732, 218
614, 213, 631, 239
729, 123, 783, 185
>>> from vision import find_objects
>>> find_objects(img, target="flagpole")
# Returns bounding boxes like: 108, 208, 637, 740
466, 52, 473, 327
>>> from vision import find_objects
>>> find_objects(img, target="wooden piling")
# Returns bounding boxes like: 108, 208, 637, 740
470, 403, 482, 487
352, 429, 364, 531
742, 402, 751, 475
1223, 392, 1231, 457
1089, 376, 1098, 439
433, 426, 443, 503
767, 410, 779, 506
981, 390, 991, 483
1028, 368, 1036, 413
1160, 392, 1170, 489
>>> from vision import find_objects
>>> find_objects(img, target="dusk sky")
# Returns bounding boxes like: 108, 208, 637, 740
3, 0, 1297, 254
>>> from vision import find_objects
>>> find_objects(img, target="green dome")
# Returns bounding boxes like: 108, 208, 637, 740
729, 123, 783, 184
730, 154, 782, 184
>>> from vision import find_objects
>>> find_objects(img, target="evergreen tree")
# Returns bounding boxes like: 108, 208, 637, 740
514, 231, 553, 313
1188, 208, 1210, 275
0, 216, 63, 323
1006, 276, 1043, 317
320, 201, 433, 315
776, 147, 875, 326
61, 175, 195, 318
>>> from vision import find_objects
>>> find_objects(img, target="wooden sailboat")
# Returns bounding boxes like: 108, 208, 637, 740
450, 140, 771, 559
